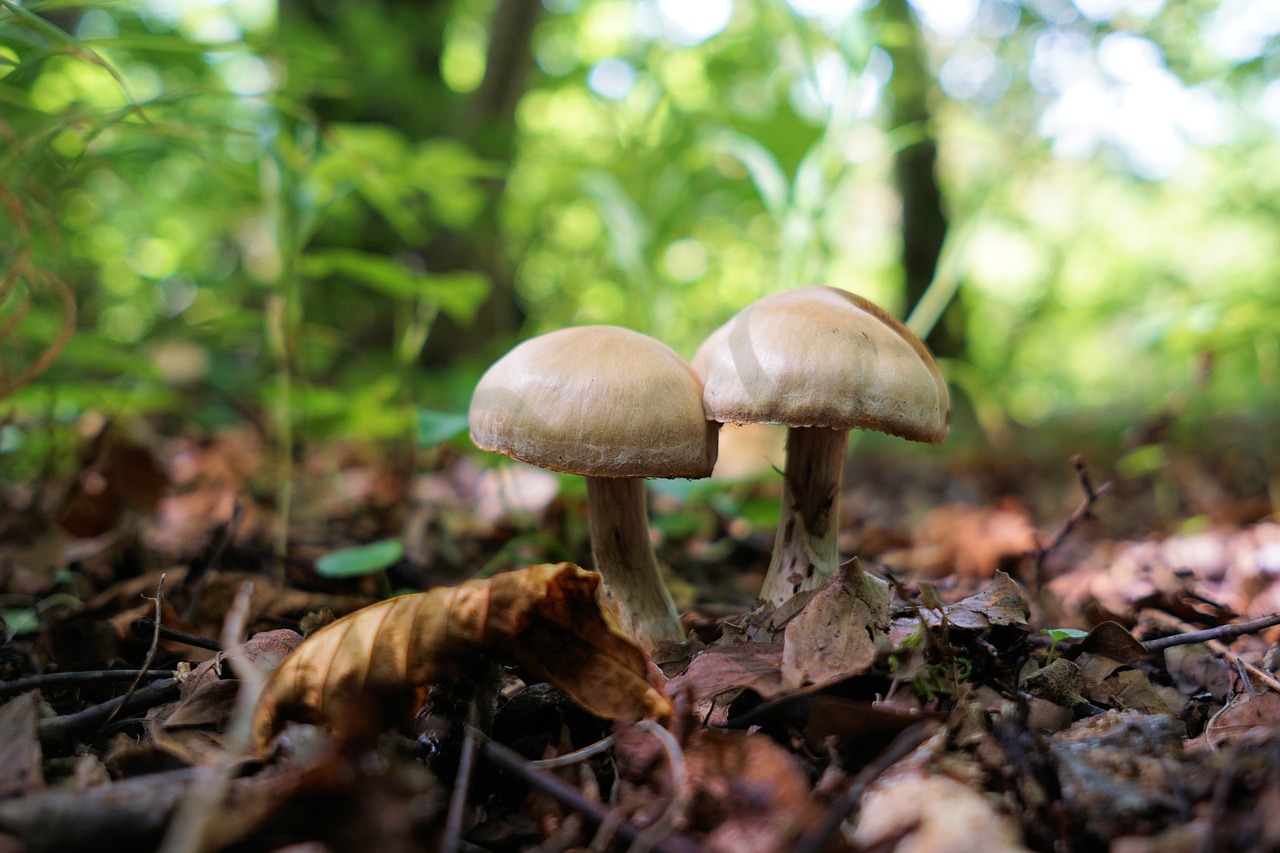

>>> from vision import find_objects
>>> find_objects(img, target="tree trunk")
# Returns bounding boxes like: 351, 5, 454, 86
280, 0, 539, 364
424, 0, 541, 363
879, 0, 966, 359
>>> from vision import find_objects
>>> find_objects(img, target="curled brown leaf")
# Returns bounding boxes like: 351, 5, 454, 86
252, 562, 671, 749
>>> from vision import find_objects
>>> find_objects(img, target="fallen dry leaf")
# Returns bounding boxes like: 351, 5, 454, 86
55, 428, 168, 539
932, 572, 1030, 629
781, 565, 891, 690
147, 629, 305, 763
687, 729, 822, 853
0, 692, 43, 800
614, 725, 821, 853
1089, 669, 1173, 717
663, 643, 782, 722
253, 563, 670, 748
890, 571, 1029, 645
178, 628, 303, 700
1201, 692, 1280, 749
882, 501, 1038, 580
1162, 644, 1233, 703
1050, 523, 1280, 626
1078, 621, 1148, 663
805, 695, 934, 741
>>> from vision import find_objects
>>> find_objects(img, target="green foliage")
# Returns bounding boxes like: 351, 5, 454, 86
416, 409, 471, 448
2, 0, 1279, 491
1, 609, 40, 638
300, 251, 489, 323
1043, 627, 1088, 661
315, 539, 404, 579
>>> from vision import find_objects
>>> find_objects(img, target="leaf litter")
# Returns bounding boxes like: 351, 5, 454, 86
1, 432, 1279, 851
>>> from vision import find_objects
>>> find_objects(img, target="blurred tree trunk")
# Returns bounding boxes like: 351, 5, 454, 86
878, 0, 966, 359
281, 0, 539, 364
425, 0, 542, 363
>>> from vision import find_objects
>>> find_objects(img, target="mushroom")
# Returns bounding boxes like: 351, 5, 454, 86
469, 325, 718, 651
692, 286, 948, 608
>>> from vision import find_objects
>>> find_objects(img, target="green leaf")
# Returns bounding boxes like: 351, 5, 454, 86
418, 270, 490, 324
300, 249, 490, 323
581, 171, 650, 282
417, 409, 470, 448
1117, 444, 1167, 478
2, 609, 39, 638
315, 539, 404, 578
792, 140, 831, 213
709, 131, 790, 223
1043, 628, 1088, 643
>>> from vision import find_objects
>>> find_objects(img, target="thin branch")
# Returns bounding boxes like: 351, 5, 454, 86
792, 721, 938, 853
628, 720, 692, 853
475, 735, 700, 853
0, 669, 171, 700
529, 735, 617, 769
158, 581, 259, 853
38, 678, 179, 747
1141, 609, 1280, 695
1142, 612, 1280, 653
1033, 455, 1113, 584
102, 574, 166, 732
132, 618, 224, 653
442, 705, 479, 853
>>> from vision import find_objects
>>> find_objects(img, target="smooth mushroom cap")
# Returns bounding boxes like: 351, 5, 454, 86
470, 325, 718, 478
691, 286, 950, 444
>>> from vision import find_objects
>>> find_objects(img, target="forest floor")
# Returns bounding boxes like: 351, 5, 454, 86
1, 416, 1279, 853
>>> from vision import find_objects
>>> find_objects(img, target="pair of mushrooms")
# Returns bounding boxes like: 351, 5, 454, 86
469, 286, 950, 652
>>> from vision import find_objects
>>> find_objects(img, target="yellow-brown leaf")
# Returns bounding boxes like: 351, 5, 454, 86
253, 562, 670, 749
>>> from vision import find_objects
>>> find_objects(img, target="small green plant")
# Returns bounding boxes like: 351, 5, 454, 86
315, 539, 404, 598
1042, 627, 1088, 662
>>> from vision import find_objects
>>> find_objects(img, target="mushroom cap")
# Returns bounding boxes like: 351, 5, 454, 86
691, 286, 949, 443
470, 325, 718, 478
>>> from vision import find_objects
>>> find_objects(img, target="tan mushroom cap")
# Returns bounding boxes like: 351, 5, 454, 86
470, 325, 718, 478
691, 286, 950, 443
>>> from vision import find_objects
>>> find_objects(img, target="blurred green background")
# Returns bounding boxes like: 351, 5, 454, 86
2, 0, 1278, 486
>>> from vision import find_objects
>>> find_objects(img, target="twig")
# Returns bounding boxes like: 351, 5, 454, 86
628, 720, 691, 853
588, 808, 628, 853
443, 705, 480, 853
1033, 455, 1113, 584
791, 721, 938, 853
476, 735, 700, 853
1142, 612, 1280, 653
158, 581, 259, 853
102, 574, 165, 732
132, 618, 224, 652
0, 767, 201, 845
38, 678, 179, 746
1236, 659, 1257, 698
1141, 609, 1280, 694
0, 669, 172, 700
1203, 691, 1238, 752
530, 735, 617, 769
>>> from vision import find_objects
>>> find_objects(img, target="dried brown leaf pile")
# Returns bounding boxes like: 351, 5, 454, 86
1, 429, 1280, 852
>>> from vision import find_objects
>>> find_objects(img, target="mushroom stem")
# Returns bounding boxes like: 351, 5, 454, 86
760, 426, 851, 607
585, 477, 685, 651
